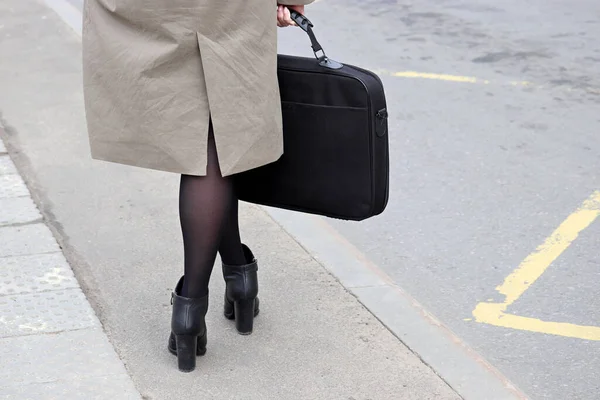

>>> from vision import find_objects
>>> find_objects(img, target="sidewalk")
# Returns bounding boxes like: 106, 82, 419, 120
0, 132, 461, 400
0, 139, 141, 399
0, 1, 461, 399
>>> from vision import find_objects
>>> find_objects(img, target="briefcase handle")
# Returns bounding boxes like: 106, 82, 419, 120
289, 10, 343, 70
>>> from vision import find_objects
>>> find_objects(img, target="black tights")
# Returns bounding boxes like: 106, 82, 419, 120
179, 127, 246, 298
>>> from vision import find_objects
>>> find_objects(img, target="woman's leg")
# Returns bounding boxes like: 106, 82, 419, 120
218, 196, 246, 265
178, 126, 244, 298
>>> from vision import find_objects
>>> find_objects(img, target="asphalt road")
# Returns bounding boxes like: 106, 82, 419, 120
38, 0, 600, 399
289, 1, 600, 399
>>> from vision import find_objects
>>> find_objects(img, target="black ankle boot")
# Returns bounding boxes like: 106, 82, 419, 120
167, 277, 208, 372
223, 244, 260, 335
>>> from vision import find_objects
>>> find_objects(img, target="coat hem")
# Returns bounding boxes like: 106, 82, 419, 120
90, 153, 207, 176
90, 148, 284, 177
222, 149, 284, 177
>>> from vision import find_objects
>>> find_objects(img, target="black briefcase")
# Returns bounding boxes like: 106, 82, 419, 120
234, 11, 389, 221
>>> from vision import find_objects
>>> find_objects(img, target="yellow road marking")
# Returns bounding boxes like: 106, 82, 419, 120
379, 70, 597, 95
375, 70, 532, 87
391, 71, 486, 84
498, 193, 600, 305
473, 191, 600, 340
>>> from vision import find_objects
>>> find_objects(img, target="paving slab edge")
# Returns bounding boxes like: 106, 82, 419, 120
0, 125, 142, 398
0, 121, 109, 326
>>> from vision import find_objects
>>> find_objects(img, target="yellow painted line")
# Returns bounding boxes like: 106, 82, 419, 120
381, 70, 597, 94
473, 190, 600, 340
391, 71, 487, 84
498, 192, 600, 305
510, 80, 532, 87
474, 303, 600, 341
374, 69, 533, 87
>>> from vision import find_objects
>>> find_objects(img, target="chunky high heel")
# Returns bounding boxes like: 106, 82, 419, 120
223, 244, 260, 335
175, 335, 197, 372
168, 277, 208, 372
234, 299, 256, 334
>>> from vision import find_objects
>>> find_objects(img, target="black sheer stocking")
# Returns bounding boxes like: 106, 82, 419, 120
179, 126, 245, 298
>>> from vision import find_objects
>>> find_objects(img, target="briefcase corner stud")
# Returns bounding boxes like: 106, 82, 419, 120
318, 56, 343, 70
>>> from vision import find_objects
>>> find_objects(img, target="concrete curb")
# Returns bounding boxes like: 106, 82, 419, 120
266, 207, 529, 400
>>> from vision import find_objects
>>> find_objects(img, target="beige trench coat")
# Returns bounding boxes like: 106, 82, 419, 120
82, 0, 313, 176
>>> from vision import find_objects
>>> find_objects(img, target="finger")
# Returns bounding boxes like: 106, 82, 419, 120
283, 7, 295, 26
279, 6, 288, 26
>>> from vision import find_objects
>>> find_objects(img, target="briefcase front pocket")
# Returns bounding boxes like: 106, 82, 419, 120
274, 101, 374, 218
